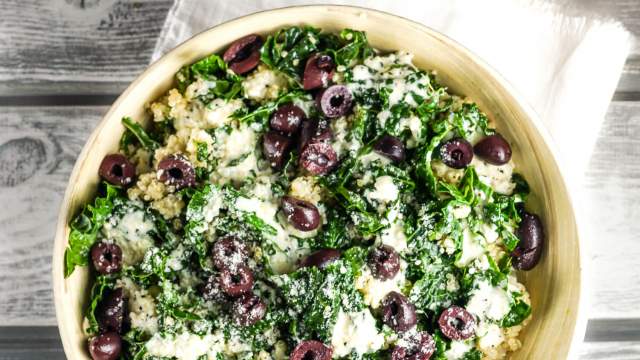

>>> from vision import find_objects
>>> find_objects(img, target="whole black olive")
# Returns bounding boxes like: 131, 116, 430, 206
263, 131, 293, 169
96, 288, 126, 334
391, 331, 436, 360
439, 138, 473, 169
270, 104, 306, 134
88, 332, 122, 360
281, 196, 321, 231
299, 249, 341, 269
303, 53, 335, 90
157, 154, 196, 189
289, 340, 333, 360
368, 245, 400, 280
219, 265, 254, 297
373, 135, 406, 163
298, 119, 332, 152
474, 134, 512, 165
316, 85, 353, 118
232, 293, 267, 326
90, 242, 123, 275
438, 306, 476, 340
99, 154, 136, 187
222, 34, 263, 75
512, 212, 544, 270
299, 142, 337, 175
382, 291, 417, 332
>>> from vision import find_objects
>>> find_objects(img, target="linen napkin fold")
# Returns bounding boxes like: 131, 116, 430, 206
152, 0, 631, 184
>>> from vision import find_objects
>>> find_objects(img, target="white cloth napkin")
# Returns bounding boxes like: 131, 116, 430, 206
151, 0, 631, 184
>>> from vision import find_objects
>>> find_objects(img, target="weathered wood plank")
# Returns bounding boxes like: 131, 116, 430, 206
0, 106, 106, 325
0, 102, 639, 324
1, 0, 639, 97
580, 342, 640, 360
584, 101, 640, 319
0, 0, 172, 96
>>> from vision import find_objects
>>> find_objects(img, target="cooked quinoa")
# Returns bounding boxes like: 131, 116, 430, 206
64, 26, 544, 360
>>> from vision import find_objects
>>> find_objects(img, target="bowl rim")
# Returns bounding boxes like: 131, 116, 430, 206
52, 4, 588, 359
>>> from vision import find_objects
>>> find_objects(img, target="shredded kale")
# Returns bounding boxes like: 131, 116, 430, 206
275, 248, 366, 342
501, 299, 532, 327
85, 275, 115, 334
64, 182, 123, 277
233, 90, 310, 124
121, 117, 160, 151
176, 53, 243, 100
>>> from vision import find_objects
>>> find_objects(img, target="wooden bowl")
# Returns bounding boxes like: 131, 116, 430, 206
53, 5, 587, 359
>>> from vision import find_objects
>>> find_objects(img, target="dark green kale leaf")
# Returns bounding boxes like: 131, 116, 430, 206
312, 207, 351, 250
183, 184, 222, 266
460, 348, 483, 360
275, 248, 365, 342
260, 26, 323, 81
64, 182, 124, 277
319, 156, 385, 238
233, 90, 310, 125
121, 117, 161, 152
85, 275, 115, 334
121, 329, 149, 360
501, 299, 532, 327
176, 53, 243, 100
484, 194, 524, 252
406, 235, 460, 314
329, 29, 374, 67
413, 122, 452, 193
449, 103, 493, 139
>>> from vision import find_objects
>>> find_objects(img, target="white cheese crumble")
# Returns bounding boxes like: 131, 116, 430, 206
471, 157, 516, 195
331, 310, 385, 357
477, 322, 506, 351
378, 206, 407, 253
466, 280, 511, 321
455, 228, 485, 267
203, 98, 243, 128
145, 331, 225, 360
242, 65, 288, 101
355, 267, 404, 309
365, 176, 399, 204
445, 341, 473, 360
102, 208, 155, 266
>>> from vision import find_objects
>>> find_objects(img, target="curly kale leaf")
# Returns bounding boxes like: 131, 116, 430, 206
275, 248, 366, 342
312, 207, 351, 250
329, 29, 374, 67
120, 116, 161, 152
484, 194, 524, 252
260, 26, 323, 81
176, 53, 243, 100
260, 26, 373, 83
85, 275, 115, 334
233, 90, 310, 125
183, 184, 222, 266
64, 182, 123, 277
501, 299, 532, 327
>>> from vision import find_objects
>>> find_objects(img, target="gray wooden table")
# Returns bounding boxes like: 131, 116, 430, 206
1, 0, 639, 358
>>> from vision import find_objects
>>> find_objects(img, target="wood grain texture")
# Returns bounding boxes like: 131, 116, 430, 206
0, 0, 172, 96
579, 342, 640, 359
585, 101, 640, 319
2, 0, 640, 96
0, 106, 105, 325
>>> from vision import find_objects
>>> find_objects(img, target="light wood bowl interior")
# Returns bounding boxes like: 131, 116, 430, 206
52, 6, 586, 359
